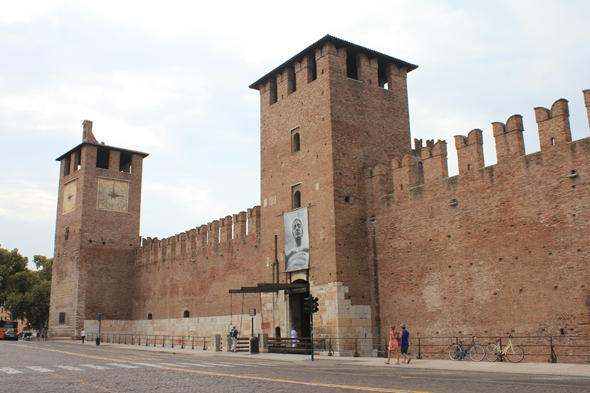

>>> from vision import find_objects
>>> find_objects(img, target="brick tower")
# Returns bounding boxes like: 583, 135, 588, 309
49, 121, 148, 338
250, 36, 417, 339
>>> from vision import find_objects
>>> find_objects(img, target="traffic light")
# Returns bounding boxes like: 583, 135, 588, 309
303, 297, 312, 313
312, 297, 319, 313
97, 312, 102, 321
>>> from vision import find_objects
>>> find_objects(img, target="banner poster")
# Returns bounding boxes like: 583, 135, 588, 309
284, 207, 310, 272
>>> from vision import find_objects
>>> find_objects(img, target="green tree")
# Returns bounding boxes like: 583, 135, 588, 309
0, 248, 28, 306
1, 249, 52, 330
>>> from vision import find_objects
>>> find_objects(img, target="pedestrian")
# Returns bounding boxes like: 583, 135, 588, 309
291, 326, 298, 348
230, 326, 238, 352
41, 328, 46, 341
81, 329, 86, 344
384, 325, 400, 365
400, 323, 411, 364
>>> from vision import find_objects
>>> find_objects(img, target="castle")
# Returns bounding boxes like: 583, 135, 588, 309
49, 35, 590, 348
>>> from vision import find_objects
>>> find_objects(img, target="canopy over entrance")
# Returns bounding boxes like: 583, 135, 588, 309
229, 282, 309, 294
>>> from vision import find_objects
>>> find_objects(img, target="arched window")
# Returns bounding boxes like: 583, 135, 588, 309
183, 310, 189, 318
147, 313, 152, 320
293, 190, 301, 209
292, 132, 300, 153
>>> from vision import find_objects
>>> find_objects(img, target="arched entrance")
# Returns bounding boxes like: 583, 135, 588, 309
289, 279, 310, 338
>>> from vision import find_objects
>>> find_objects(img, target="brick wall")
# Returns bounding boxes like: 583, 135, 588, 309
368, 94, 590, 340
132, 207, 262, 321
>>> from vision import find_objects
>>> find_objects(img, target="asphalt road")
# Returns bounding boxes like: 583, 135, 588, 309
1, 341, 588, 392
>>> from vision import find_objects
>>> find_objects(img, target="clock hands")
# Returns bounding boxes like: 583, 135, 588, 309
108, 185, 121, 200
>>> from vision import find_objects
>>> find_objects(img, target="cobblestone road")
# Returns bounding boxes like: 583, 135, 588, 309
1, 341, 588, 392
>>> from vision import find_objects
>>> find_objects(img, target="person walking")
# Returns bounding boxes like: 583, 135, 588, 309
384, 325, 400, 365
400, 323, 411, 364
230, 326, 238, 352
81, 329, 86, 344
291, 326, 298, 348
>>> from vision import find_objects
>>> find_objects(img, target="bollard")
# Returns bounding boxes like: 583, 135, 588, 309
223, 334, 232, 352
211, 334, 221, 351
259, 333, 269, 353
249, 336, 259, 354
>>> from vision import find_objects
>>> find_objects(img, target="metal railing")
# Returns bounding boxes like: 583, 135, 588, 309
81, 333, 590, 363
86, 333, 210, 350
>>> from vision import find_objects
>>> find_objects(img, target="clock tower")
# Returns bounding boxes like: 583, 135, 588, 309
49, 120, 148, 339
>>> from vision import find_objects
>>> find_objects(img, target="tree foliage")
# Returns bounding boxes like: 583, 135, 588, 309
0, 248, 52, 329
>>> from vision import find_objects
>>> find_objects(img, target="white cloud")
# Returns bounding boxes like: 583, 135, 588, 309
0, 180, 56, 222
0, 0, 59, 23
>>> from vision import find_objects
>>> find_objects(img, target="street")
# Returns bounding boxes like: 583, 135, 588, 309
1, 341, 588, 392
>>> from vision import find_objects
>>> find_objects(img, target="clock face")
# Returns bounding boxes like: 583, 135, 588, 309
97, 178, 129, 212
62, 180, 77, 214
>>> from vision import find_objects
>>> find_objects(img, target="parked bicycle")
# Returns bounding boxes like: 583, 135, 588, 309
485, 334, 525, 363
449, 336, 485, 362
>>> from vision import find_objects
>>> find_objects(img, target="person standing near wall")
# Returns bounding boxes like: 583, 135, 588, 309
81, 329, 86, 344
400, 324, 411, 364
385, 325, 400, 365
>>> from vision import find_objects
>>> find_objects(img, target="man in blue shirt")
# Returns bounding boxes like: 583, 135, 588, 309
400, 324, 412, 364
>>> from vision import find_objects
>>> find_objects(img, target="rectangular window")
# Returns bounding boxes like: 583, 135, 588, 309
96, 147, 110, 169
63, 156, 71, 176
119, 152, 132, 173
58, 312, 66, 324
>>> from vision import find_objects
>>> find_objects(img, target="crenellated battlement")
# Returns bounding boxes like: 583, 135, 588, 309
372, 91, 590, 204
249, 35, 418, 104
134, 205, 260, 267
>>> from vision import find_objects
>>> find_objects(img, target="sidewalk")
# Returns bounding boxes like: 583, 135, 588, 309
84, 341, 590, 378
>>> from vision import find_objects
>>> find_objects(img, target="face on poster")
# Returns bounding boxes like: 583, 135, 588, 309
284, 208, 310, 272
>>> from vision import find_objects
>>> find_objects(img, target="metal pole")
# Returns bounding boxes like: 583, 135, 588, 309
310, 296, 314, 361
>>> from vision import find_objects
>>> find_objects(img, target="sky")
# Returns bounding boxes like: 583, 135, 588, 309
1, 0, 589, 266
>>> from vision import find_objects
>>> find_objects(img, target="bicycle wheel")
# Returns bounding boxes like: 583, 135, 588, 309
449, 344, 462, 361
506, 345, 525, 363
485, 344, 499, 362
469, 344, 485, 362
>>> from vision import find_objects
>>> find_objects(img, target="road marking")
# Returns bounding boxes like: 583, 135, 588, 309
55, 365, 83, 371
81, 364, 111, 370
23, 346, 584, 391
177, 362, 214, 368
158, 363, 190, 367
0, 367, 22, 374
106, 363, 140, 368
133, 362, 165, 368
27, 366, 54, 373
221, 361, 280, 367
198, 362, 235, 367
